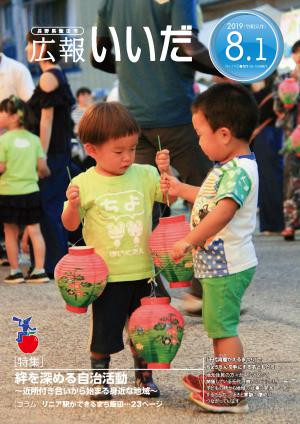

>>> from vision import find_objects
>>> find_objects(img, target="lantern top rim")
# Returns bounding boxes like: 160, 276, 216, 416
141, 297, 170, 305
281, 77, 298, 82
68, 246, 95, 256
279, 78, 299, 89
158, 215, 186, 224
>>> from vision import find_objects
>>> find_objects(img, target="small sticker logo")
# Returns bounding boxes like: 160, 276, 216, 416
12, 316, 39, 354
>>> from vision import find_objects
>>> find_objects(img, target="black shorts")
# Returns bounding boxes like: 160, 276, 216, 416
0, 192, 41, 225
90, 279, 151, 354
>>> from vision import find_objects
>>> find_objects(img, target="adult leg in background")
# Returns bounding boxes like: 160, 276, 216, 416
252, 126, 284, 232
39, 153, 69, 276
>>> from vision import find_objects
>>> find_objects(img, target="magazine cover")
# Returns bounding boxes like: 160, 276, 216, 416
0, 1, 299, 423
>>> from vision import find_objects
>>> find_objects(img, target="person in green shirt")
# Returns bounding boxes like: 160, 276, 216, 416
62, 102, 175, 400
0, 96, 50, 284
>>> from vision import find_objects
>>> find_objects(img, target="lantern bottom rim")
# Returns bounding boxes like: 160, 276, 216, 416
66, 304, 87, 314
169, 281, 192, 288
147, 363, 170, 369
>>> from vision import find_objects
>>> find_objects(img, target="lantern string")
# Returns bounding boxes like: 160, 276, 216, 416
66, 166, 85, 246
149, 279, 158, 298
147, 276, 158, 297
160, 201, 170, 218
72, 237, 84, 246
157, 135, 170, 209
147, 256, 175, 297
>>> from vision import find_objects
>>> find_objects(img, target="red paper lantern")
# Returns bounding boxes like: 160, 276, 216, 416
281, 125, 300, 154
278, 78, 299, 109
149, 215, 193, 288
128, 297, 184, 369
54, 246, 108, 314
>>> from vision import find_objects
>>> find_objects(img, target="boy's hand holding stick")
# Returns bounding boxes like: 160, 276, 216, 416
63, 166, 84, 233
66, 167, 81, 210
156, 136, 171, 206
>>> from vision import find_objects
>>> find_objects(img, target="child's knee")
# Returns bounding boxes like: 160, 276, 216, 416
4, 223, 19, 236
27, 223, 41, 237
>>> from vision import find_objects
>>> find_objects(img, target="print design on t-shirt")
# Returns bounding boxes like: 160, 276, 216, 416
94, 189, 145, 251
14, 138, 30, 148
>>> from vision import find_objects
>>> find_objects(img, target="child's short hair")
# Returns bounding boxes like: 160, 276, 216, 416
292, 40, 300, 53
78, 102, 140, 145
76, 87, 92, 98
0, 96, 33, 130
192, 83, 258, 142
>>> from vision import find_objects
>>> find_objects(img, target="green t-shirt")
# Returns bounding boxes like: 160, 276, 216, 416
0, 129, 44, 195
66, 164, 163, 282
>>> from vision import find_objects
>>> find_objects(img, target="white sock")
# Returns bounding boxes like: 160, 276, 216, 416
10, 268, 21, 275
31, 268, 45, 275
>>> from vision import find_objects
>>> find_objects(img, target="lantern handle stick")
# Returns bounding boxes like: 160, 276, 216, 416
157, 135, 170, 207
66, 166, 72, 183
157, 135, 162, 152
66, 165, 85, 232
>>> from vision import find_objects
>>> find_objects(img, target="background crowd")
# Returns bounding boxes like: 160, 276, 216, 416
0, 1, 299, 304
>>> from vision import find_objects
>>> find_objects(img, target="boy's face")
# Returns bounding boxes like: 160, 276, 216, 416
292, 48, 300, 67
0, 111, 9, 128
78, 93, 92, 108
0, 110, 17, 129
192, 110, 230, 162
86, 134, 138, 176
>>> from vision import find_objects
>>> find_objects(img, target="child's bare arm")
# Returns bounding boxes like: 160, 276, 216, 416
0, 161, 6, 173
160, 174, 200, 203
37, 158, 51, 179
61, 185, 81, 231
171, 198, 238, 261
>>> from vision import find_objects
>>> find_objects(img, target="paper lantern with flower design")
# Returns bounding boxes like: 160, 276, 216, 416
128, 297, 184, 369
149, 215, 193, 288
54, 246, 108, 313
281, 125, 300, 154
278, 78, 299, 109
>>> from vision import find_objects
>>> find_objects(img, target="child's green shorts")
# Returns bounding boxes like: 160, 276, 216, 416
200, 267, 256, 339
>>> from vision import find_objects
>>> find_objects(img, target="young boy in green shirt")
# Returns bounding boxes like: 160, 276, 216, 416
62, 102, 173, 400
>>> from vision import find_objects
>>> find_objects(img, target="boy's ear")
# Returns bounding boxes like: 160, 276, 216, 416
217, 127, 232, 145
84, 142, 97, 158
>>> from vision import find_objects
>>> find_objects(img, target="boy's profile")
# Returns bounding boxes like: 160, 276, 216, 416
161, 83, 259, 413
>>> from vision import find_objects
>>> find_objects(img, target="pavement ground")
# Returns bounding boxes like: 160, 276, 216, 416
0, 233, 299, 424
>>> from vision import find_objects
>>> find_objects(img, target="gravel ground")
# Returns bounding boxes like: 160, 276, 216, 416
0, 234, 299, 424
